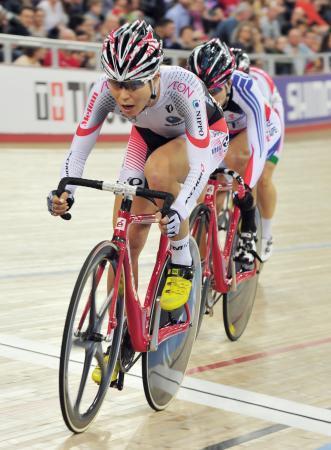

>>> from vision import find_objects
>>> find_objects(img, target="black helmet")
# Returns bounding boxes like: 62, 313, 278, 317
231, 47, 250, 74
187, 39, 236, 90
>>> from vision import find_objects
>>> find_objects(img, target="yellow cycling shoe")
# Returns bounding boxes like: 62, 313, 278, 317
91, 355, 120, 385
160, 264, 194, 311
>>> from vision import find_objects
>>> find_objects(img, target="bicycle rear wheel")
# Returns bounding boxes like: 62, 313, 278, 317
189, 204, 213, 335
59, 241, 125, 433
223, 208, 262, 341
141, 237, 201, 410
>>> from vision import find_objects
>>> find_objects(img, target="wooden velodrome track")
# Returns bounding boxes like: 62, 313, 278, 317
1, 131, 331, 449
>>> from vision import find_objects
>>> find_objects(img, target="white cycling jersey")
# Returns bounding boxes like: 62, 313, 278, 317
61, 65, 228, 220
249, 66, 285, 163
223, 70, 282, 185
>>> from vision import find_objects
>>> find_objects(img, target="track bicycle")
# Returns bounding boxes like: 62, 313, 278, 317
189, 168, 262, 341
57, 177, 201, 433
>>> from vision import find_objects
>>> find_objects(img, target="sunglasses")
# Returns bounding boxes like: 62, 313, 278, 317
108, 79, 147, 91
209, 85, 226, 96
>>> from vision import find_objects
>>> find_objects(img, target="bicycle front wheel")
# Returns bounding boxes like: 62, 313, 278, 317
59, 241, 125, 433
223, 208, 262, 341
142, 237, 201, 410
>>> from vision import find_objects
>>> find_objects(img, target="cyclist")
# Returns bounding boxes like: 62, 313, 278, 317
231, 48, 285, 261
47, 20, 229, 312
187, 39, 282, 265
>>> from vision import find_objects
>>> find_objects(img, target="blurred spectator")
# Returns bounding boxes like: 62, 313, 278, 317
62, 0, 85, 17
31, 7, 47, 37
296, 0, 328, 28
316, 0, 331, 24
319, 28, 331, 70
139, 0, 166, 26
320, 28, 331, 52
188, 0, 208, 41
2, 0, 23, 15
111, 0, 129, 18
178, 25, 202, 49
7, 6, 34, 36
38, 0, 68, 32
13, 46, 46, 65
98, 12, 121, 40
165, 0, 192, 39
281, 6, 308, 35
0, 5, 10, 34
231, 21, 264, 54
218, 0, 240, 17
77, 16, 98, 40
304, 29, 322, 52
284, 27, 315, 73
274, 35, 293, 74
213, 2, 253, 45
84, 0, 103, 28
259, 2, 282, 40
155, 18, 182, 49
126, 0, 144, 22
43, 26, 84, 67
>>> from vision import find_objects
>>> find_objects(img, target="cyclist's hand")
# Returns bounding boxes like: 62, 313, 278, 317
158, 209, 181, 238
47, 190, 74, 216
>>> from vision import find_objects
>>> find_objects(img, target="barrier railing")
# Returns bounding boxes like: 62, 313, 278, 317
0, 33, 331, 76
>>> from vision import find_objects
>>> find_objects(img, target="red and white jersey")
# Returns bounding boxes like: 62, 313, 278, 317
61, 65, 228, 220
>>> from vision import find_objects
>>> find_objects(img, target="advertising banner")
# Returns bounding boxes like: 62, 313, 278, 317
274, 73, 331, 129
0, 65, 131, 136
0, 65, 330, 139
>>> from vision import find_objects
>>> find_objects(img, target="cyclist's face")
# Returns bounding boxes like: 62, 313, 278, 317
109, 75, 159, 117
209, 80, 231, 106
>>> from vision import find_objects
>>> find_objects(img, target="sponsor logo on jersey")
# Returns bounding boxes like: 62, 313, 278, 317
185, 163, 205, 205
81, 91, 98, 126
166, 116, 182, 124
192, 99, 204, 136
166, 104, 174, 113
167, 81, 194, 98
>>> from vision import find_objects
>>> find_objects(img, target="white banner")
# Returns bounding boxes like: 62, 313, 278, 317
0, 65, 131, 135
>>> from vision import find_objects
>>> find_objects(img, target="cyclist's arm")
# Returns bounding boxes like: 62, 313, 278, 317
232, 72, 268, 188
61, 77, 117, 193
170, 79, 224, 220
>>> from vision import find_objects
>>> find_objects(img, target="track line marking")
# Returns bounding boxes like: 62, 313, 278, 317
187, 336, 331, 375
0, 334, 331, 436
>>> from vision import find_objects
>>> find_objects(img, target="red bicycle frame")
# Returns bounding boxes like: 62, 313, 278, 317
106, 207, 191, 353
192, 177, 258, 294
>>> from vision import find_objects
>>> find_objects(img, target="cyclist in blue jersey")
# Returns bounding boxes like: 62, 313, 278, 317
187, 39, 282, 266
231, 48, 285, 261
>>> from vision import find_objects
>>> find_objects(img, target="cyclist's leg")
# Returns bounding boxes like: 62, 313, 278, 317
223, 131, 258, 265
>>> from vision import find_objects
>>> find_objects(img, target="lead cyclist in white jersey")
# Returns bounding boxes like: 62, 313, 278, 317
187, 39, 282, 265
47, 20, 229, 312
231, 48, 285, 261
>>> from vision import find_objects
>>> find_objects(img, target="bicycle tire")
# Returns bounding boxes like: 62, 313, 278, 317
189, 203, 212, 336
59, 241, 125, 433
141, 237, 201, 411
223, 208, 262, 341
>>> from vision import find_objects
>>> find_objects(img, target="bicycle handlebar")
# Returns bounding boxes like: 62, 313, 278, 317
210, 168, 246, 199
56, 177, 175, 221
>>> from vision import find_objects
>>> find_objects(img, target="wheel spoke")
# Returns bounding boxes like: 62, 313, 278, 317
74, 342, 97, 411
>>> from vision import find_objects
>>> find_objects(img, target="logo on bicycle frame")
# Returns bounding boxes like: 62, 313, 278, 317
116, 218, 126, 231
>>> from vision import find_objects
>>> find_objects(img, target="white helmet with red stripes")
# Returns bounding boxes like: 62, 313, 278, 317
101, 20, 163, 82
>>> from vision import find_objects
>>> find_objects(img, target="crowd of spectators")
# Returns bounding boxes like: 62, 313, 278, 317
0, 0, 331, 74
